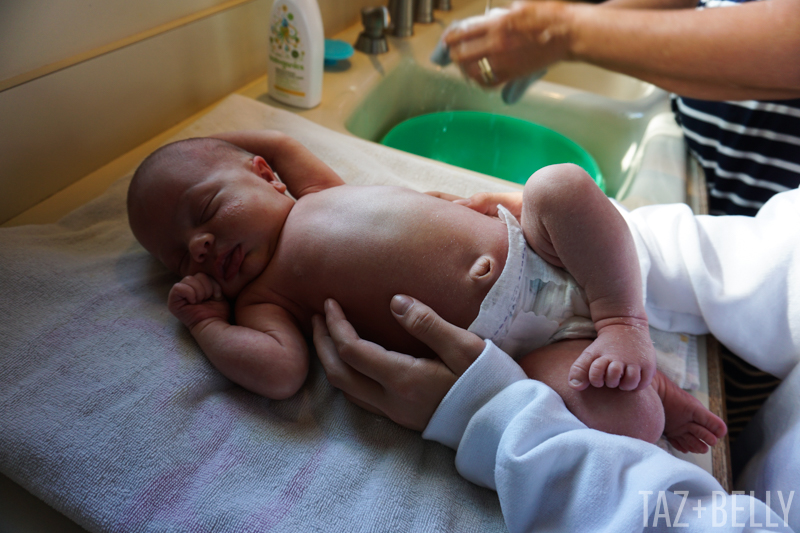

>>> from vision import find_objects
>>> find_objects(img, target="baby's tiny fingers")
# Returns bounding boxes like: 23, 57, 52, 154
183, 278, 207, 303
195, 274, 213, 298
172, 282, 198, 305
195, 273, 224, 301
213, 281, 223, 301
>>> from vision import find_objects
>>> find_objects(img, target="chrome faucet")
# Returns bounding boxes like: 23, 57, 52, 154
388, 0, 414, 37
360, 0, 443, 47
355, 6, 389, 54
415, 0, 434, 23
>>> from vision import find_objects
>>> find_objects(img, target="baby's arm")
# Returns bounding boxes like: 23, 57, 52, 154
521, 164, 656, 391
212, 130, 345, 198
168, 273, 309, 400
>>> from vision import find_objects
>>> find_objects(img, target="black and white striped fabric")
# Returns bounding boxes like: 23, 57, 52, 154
671, 0, 800, 216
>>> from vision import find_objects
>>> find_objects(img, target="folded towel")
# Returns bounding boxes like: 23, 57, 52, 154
0, 95, 513, 532
0, 94, 701, 532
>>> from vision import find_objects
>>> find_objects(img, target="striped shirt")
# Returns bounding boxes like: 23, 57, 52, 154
671, 0, 800, 216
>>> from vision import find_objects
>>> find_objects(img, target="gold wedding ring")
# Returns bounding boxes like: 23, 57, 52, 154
477, 57, 496, 85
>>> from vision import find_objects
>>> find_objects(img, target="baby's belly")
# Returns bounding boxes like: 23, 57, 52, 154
324, 254, 504, 357
268, 186, 510, 356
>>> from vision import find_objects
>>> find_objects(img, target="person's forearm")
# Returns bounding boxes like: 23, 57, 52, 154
626, 189, 800, 380
424, 344, 786, 532
599, 0, 696, 10
561, 0, 800, 99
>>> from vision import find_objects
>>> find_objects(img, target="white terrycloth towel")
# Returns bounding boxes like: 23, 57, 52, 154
0, 95, 514, 533
0, 94, 702, 532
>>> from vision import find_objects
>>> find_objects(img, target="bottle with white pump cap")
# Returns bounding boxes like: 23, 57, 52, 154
268, 0, 324, 108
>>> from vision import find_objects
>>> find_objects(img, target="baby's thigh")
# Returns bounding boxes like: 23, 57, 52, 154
517, 340, 664, 443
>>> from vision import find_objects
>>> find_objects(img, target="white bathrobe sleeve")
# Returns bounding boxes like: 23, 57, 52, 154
423, 342, 793, 532
622, 188, 800, 379
422, 189, 800, 531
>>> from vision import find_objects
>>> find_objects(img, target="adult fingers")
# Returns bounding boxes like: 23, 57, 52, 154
312, 314, 386, 403
425, 190, 466, 203
443, 18, 490, 51
344, 392, 387, 419
467, 191, 524, 217
314, 306, 456, 432
463, 56, 506, 87
390, 295, 484, 376
322, 299, 424, 385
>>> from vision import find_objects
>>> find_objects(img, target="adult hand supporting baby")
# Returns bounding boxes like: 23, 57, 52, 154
427, 190, 523, 219
313, 296, 485, 431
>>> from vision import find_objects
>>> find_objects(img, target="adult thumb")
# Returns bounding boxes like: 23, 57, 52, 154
390, 295, 485, 375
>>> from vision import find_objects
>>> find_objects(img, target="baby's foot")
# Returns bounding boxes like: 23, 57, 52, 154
654, 371, 728, 454
568, 322, 656, 391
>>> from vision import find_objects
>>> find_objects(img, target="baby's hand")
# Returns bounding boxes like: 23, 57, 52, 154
568, 321, 656, 391
168, 273, 230, 330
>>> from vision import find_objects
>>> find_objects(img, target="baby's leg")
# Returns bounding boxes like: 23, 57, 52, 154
519, 339, 665, 443
520, 164, 656, 391
518, 339, 727, 450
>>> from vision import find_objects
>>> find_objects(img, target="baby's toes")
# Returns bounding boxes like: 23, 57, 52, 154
668, 436, 688, 454
587, 358, 611, 388
689, 423, 719, 447
618, 365, 642, 391
604, 361, 625, 388
705, 413, 728, 439
671, 432, 709, 455
568, 352, 600, 391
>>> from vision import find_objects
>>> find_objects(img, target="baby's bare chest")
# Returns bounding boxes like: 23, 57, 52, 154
241, 186, 508, 334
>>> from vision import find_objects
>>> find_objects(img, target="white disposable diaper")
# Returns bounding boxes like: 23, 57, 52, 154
468, 206, 597, 359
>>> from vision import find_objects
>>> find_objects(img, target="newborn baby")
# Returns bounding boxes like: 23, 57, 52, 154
127, 130, 726, 453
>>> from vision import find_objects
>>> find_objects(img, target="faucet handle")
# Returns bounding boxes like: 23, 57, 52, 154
362, 6, 389, 38
415, 0, 434, 23
388, 0, 414, 37
355, 7, 390, 54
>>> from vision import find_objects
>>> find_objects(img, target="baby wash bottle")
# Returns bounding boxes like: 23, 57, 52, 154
268, 0, 324, 108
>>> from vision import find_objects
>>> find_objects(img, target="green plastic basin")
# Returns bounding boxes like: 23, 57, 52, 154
381, 111, 605, 192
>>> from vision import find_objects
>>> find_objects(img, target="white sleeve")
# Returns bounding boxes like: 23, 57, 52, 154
423, 341, 793, 533
622, 189, 800, 379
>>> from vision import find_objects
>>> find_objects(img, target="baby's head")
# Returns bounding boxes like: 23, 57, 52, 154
127, 137, 294, 298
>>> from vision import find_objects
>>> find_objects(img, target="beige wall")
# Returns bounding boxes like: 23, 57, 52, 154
0, 0, 380, 90
0, 0, 233, 83
319, 0, 384, 38
0, 0, 380, 223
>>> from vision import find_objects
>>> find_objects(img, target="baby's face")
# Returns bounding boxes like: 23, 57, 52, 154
137, 156, 294, 299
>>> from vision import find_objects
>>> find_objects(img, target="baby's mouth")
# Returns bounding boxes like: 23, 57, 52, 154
219, 245, 243, 281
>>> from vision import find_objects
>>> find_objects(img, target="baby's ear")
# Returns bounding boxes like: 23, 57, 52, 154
252, 156, 287, 193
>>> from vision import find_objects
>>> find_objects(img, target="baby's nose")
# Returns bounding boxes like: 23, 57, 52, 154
189, 233, 215, 263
